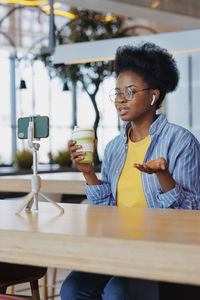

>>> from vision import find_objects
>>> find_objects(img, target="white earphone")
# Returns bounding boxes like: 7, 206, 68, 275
151, 95, 156, 106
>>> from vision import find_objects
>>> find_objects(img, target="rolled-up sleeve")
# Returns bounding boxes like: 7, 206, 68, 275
156, 184, 200, 209
85, 181, 114, 205
156, 135, 200, 210
85, 143, 115, 206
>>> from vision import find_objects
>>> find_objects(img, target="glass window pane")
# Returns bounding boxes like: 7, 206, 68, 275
0, 52, 11, 165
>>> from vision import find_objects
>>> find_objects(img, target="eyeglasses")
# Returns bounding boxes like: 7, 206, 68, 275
109, 85, 151, 103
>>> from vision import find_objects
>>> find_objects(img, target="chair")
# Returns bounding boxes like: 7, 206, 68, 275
0, 294, 27, 300
0, 263, 47, 300
159, 281, 200, 299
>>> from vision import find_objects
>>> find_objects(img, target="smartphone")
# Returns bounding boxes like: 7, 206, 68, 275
18, 116, 49, 139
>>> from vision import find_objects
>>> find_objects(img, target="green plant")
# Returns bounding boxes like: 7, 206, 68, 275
15, 150, 33, 170
54, 150, 72, 168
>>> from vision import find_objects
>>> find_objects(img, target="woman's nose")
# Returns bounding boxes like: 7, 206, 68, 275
118, 92, 126, 102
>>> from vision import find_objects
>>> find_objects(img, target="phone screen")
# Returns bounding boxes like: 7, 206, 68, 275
18, 116, 49, 139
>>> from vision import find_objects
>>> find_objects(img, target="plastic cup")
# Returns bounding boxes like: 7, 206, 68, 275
72, 127, 95, 163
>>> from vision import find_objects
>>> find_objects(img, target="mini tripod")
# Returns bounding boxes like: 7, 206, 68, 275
17, 116, 64, 214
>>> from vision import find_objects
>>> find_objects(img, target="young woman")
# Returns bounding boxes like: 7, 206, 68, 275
60, 42, 200, 300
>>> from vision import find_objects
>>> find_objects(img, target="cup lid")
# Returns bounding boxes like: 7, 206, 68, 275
73, 126, 94, 132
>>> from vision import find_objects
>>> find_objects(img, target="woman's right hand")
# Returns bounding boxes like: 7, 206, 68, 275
68, 140, 94, 173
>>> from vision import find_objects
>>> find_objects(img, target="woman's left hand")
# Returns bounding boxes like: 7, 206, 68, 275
133, 157, 167, 174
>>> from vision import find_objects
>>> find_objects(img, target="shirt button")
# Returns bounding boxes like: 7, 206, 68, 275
116, 170, 119, 174
123, 150, 126, 153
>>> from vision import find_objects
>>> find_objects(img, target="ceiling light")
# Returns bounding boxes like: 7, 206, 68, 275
62, 81, 69, 91
0, 1, 116, 21
151, 1, 160, 9
41, 2, 60, 11
105, 15, 116, 22
0, 0, 47, 5
19, 79, 27, 89
48, 9, 76, 19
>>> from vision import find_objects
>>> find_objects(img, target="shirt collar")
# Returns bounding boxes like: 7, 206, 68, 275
123, 114, 168, 144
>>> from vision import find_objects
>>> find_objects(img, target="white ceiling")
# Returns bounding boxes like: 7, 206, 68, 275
53, 29, 200, 64
61, 0, 200, 29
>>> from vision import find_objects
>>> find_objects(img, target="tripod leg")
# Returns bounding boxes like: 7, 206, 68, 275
16, 192, 35, 214
33, 192, 39, 211
39, 192, 64, 213
26, 198, 34, 211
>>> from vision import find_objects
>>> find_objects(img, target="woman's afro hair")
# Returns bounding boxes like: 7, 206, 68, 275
114, 42, 179, 108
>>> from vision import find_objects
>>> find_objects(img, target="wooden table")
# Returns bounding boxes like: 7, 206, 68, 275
0, 200, 200, 285
0, 172, 101, 195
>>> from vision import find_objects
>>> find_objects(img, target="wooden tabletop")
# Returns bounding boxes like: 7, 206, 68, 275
0, 172, 101, 195
0, 200, 200, 285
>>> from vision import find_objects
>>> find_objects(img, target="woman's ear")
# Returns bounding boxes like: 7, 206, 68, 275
152, 89, 160, 104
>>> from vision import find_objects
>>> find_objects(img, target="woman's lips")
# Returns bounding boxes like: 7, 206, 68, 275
118, 107, 129, 116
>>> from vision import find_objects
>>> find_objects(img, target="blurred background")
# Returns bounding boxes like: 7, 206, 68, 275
1, 0, 200, 172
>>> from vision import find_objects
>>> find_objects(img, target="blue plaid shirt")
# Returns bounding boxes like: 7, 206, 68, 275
86, 114, 200, 209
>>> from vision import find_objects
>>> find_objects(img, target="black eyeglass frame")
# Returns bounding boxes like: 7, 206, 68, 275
109, 85, 151, 103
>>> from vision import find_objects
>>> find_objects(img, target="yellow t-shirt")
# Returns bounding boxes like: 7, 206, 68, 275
117, 134, 151, 207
